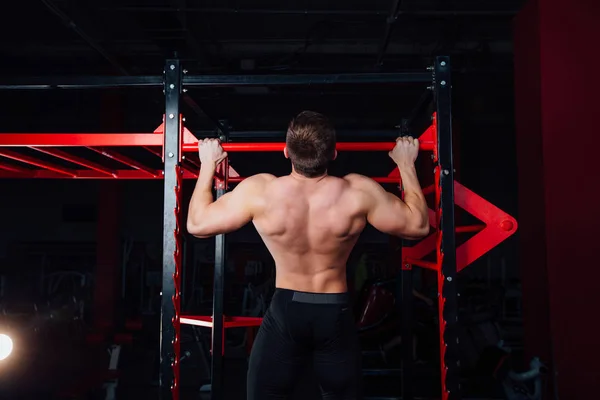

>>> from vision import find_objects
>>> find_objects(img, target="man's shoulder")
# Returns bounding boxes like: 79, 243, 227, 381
252, 173, 277, 180
342, 173, 375, 188
244, 173, 277, 184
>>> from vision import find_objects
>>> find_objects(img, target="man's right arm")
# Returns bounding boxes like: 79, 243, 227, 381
346, 173, 429, 239
345, 137, 429, 239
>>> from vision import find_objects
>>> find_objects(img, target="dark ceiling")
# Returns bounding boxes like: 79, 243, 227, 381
2, 0, 522, 75
0, 0, 522, 129
0, 0, 522, 210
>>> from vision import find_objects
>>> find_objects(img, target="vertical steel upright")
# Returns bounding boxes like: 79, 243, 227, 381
161, 59, 183, 400
211, 126, 229, 400
401, 261, 414, 400
435, 56, 460, 400
399, 120, 414, 400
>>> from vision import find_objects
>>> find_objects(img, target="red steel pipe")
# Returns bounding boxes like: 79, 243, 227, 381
405, 258, 439, 271
0, 169, 165, 179
0, 135, 433, 152
422, 184, 435, 195
455, 224, 486, 234
0, 161, 32, 175
30, 147, 116, 177
181, 162, 198, 178
183, 155, 200, 168
0, 133, 163, 147
142, 146, 162, 158
183, 141, 434, 153
87, 147, 160, 177
0, 149, 77, 177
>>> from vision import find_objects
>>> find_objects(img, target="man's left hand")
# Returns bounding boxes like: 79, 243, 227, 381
199, 138, 228, 166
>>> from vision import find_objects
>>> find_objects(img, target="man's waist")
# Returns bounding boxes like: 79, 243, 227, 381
274, 288, 349, 305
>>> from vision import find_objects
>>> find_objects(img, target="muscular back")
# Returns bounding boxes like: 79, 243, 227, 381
252, 175, 367, 293
188, 137, 428, 294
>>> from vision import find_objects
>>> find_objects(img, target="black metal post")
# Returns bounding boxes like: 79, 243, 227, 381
211, 127, 229, 400
435, 56, 460, 399
161, 59, 183, 400
401, 262, 414, 400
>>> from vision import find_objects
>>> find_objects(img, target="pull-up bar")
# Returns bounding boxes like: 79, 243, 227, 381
185, 141, 434, 152
0, 135, 434, 152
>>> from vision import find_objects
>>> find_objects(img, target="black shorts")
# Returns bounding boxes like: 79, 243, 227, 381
247, 289, 362, 399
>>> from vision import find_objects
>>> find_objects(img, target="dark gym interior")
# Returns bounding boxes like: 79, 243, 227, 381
0, 0, 598, 399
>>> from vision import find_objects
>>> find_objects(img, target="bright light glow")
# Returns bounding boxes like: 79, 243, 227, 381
0, 334, 13, 360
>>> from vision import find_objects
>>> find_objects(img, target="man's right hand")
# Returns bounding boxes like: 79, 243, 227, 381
389, 136, 419, 166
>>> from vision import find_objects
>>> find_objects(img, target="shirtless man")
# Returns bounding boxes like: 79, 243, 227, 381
187, 111, 429, 399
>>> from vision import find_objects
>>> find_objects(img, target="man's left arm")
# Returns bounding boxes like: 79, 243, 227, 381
187, 164, 268, 238
186, 138, 269, 238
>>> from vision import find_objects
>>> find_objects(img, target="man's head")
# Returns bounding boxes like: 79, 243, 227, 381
284, 111, 337, 178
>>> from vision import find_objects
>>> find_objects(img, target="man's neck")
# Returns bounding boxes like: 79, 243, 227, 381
290, 169, 328, 182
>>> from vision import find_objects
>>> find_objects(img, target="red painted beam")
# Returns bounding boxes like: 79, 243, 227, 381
0, 133, 162, 147
0, 133, 432, 152
0, 149, 77, 177
86, 147, 160, 177
182, 141, 435, 153
142, 146, 162, 158
0, 161, 32, 175
30, 147, 116, 177
180, 315, 263, 328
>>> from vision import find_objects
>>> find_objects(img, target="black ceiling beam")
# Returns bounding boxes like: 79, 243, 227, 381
105, 7, 518, 17
40, 0, 129, 75
170, 0, 212, 65
42, 1, 220, 131
0, 72, 431, 89
0, 76, 163, 89
167, 0, 223, 131
182, 72, 432, 86
375, 0, 403, 68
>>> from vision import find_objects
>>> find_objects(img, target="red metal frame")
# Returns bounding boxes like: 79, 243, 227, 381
0, 114, 518, 399
31, 147, 117, 177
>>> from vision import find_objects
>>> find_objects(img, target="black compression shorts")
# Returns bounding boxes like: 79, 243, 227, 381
247, 288, 362, 399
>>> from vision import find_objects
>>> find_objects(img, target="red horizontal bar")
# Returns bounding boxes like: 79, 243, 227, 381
180, 316, 213, 328
0, 133, 435, 154
0, 133, 163, 147
87, 147, 160, 177
180, 315, 263, 328
182, 141, 435, 153
182, 155, 200, 168
455, 224, 486, 234
30, 147, 116, 177
2, 169, 171, 179
0, 149, 77, 177
143, 146, 162, 158
422, 184, 435, 196
405, 258, 438, 271
0, 161, 32, 175
181, 162, 198, 178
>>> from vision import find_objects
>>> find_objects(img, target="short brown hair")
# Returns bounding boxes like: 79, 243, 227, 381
286, 111, 336, 177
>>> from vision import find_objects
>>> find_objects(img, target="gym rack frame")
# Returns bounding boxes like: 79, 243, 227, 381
0, 56, 517, 400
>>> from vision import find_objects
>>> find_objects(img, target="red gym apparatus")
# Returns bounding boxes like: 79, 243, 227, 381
0, 57, 517, 400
